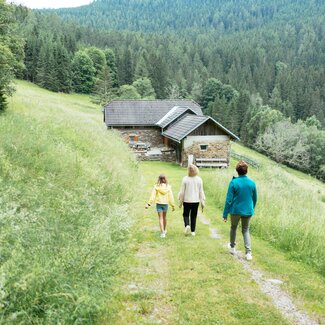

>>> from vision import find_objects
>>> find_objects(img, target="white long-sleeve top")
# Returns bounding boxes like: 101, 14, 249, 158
178, 176, 205, 205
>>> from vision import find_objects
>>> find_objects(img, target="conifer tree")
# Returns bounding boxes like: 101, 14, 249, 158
55, 42, 72, 93
92, 65, 116, 105
104, 48, 118, 87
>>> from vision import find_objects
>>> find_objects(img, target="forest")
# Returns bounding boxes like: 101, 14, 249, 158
1, 0, 325, 180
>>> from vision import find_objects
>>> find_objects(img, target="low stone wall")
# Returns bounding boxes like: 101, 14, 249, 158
182, 140, 230, 167
114, 127, 163, 147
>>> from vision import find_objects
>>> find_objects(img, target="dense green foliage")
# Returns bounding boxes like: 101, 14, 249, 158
0, 82, 139, 323
52, 0, 325, 34
5, 1, 325, 178
0, 0, 24, 111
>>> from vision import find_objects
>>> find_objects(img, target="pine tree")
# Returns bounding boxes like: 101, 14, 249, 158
118, 47, 133, 85
148, 53, 168, 99
104, 48, 118, 87
36, 40, 59, 92
92, 65, 116, 105
55, 42, 72, 93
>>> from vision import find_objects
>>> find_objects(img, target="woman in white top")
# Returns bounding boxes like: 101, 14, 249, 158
178, 164, 205, 236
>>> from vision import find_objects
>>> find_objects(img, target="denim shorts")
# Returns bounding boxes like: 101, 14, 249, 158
156, 204, 168, 213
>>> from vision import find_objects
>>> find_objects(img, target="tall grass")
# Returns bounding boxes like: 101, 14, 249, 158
203, 143, 325, 276
0, 81, 139, 323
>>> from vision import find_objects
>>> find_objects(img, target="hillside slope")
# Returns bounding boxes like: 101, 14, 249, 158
0, 81, 139, 323
0, 81, 324, 323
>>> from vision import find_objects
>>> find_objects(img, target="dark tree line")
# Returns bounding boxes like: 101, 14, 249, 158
5, 1, 325, 179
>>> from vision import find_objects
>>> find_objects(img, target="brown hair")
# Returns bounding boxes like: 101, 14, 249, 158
188, 164, 199, 177
236, 160, 248, 175
157, 174, 168, 185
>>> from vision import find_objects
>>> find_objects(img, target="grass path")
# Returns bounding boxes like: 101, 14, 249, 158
105, 162, 325, 324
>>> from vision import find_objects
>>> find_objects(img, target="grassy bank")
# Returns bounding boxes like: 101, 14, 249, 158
107, 161, 324, 324
0, 81, 139, 323
204, 142, 325, 275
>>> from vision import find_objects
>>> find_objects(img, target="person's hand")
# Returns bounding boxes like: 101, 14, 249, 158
223, 217, 227, 222
179, 203, 182, 208
201, 205, 204, 213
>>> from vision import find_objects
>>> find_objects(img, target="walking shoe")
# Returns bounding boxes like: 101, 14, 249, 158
160, 232, 166, 238
246, 253, 253, 261
228, 243, 236, 255
164, 230, 167, 236
184, 225, 191, 236
191, 232, 196, 236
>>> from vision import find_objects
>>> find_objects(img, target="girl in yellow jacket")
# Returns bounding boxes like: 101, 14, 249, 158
145, 174, 175, 238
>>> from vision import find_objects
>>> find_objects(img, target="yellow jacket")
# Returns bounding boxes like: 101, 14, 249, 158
148, 183, 175, 208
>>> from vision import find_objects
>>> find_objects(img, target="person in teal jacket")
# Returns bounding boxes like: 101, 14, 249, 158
222, 160, 257, 261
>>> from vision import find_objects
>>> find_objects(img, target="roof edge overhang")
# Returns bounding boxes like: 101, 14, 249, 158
162, 134, 181, 143
207, 117, 240, 141
106, 124, 159, 127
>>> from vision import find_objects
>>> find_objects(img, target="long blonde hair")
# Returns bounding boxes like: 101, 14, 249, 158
188, 164, 199, 177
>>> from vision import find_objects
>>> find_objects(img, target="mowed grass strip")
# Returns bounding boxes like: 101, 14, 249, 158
106, 162, 290, 324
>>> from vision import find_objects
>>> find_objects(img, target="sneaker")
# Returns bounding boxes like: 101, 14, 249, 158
191, 232, 196, 236
228, 243, 236, 255
246, 253, 253, 261
184, 225, 191, 236
164, 230, 167, 236
160, 232, 166, 238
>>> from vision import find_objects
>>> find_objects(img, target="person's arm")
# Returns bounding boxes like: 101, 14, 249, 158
252, 184, 257, 208
145, 186, 156, 208
178, 178, 186, 207
199, 177, 206, 209
168, 187, 175, 211
222, 181, 234, 220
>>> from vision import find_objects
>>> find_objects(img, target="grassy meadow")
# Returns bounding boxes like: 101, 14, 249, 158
107, 162, 325, 324
0, 81, 139, 323
1, 81, 325, 324
204, 143, 325, 275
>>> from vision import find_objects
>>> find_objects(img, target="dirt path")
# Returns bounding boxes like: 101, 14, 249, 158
123, 242, 174, 324
198, 213, 319, 325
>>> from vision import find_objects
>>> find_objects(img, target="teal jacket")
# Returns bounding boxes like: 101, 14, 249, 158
223, 175, 257, 218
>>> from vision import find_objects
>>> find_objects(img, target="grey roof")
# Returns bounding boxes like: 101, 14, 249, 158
156, 106, 199, 128
162, 114, 240, 142
163, 114, 209, 142
104, 100, 202, 126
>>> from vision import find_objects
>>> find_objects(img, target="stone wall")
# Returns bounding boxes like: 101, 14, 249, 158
114, 127, 163, 148
182, 139, 230, 167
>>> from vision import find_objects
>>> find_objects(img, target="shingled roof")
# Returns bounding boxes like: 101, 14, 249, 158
162, 114, 209, 142
162, 114, 240, 142
155, 106, 199, 129
104, 100, 202, 126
